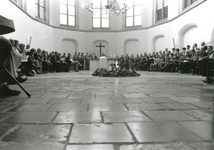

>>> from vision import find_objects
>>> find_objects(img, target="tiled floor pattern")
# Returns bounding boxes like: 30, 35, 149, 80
0, 71, 214, 150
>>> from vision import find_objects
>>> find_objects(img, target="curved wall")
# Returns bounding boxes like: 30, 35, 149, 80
1, 0, 214, 56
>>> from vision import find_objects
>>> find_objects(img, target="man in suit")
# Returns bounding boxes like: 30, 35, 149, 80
65, 53, 83, 72
201, 45, 214, 83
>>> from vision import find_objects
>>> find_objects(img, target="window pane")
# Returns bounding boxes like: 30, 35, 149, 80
157, 0, 162, 9
126, 6, 133, 16
35, 0, 39, 4
102, 19, 109, 28
126, 17, 133, 27
134, 0, 142, 5
40, 7, 45, 19
93, 18, 100, 28
93, 9, 101, 17
17, 0, 22, 6
68, 6, 75, 15
102, 9, 109, 18
126, 0, 133, 7
35, 4, 39, 16
101, 9, 109, 17
163, 6, 168, 18
156, 9, 162, 21
101, 0, 108, 7
40, 0, 44, 7
134, 5, 141, 15
93, 0, 100, 8
164, 0, 168, 7
60, 14, 67, 24
68, 16, 75, 26
60, 0, 66, 4
134, 15, 141, 26
68, 0, 75, 6
60, 4, 67, 14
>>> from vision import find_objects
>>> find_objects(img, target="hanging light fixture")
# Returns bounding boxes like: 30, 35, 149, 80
84, 0, 129, 16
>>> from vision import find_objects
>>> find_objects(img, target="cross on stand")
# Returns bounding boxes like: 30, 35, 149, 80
96, 43, 105, 57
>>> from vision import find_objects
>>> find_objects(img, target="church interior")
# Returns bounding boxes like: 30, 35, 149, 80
0, 0, 214, 149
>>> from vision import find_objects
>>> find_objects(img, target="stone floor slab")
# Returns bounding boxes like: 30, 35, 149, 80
112, 98, 145, 103
0, 142, 65, 150
179, 121, 214, 140
47, 104, 87, 112
126, 103, 164, 111
39, 94, 68, 99
2, 124, 70, 142
0, 112, 14, 122
122, 94, 149, 98
119, 142, 193, 150
160, 103, 199, 110
2, 112, 57, 123
183, 110, 214, 121
66, 144, 114, 150
169, 97, 203, 103
0, 124, 16, 137
189, 102, 214, 110
89, 104, 127, 111
148, 94, 173, 98
53, 112, 101, 123
82, 98, 114, 104
128, 122, 202, 142
144, 110, 197, 121
69, 123, 134, 143
18, 98, 52, 104
187, 142, 214, 150
141, 97, 176, 103
102, 111, 151, 123
9, 104, 51, 112
48, 98, 82, 104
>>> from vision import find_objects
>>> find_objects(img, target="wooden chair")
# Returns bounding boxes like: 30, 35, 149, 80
207, 58, 214, 84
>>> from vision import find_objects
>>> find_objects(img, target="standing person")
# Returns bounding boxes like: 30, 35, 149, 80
201, 45, 214, 83
79, 52, 85, 70
51, 52, 61, 72
124, 54, 130, 70
85, 52, 90, 70
34, 48, 43, 74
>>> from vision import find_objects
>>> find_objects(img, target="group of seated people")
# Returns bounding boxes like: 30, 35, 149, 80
116, 42, 214, 83
12, 43, 99, 77
0, 36, 98, 96
0, 36, 213, 97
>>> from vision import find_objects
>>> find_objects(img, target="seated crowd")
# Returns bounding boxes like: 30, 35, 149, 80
0, 37, 213, 97
6, 39, 101, 79
116, 42, 214, 83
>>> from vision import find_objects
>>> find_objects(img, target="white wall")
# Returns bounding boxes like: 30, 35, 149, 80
61, 39, 77, 54
1, 0, 214, 56
0, 0, 54, 52
125, 40, 140, 56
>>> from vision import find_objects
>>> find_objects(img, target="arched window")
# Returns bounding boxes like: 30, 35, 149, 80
60, 0, 76, 26
35, 0, 46, 20
156, 0, 168, 22
92, 0, 109, 28
126, 0, 142, 27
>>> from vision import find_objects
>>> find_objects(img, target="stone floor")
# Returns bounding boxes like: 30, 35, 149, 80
0, 71, 214, 150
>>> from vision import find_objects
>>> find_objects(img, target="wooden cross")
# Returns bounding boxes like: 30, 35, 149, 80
96, 43, 105, 56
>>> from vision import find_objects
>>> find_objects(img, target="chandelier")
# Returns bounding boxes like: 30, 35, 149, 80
84, 0, 129, 16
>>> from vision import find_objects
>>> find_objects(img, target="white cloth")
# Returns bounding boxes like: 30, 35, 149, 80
99, 56, 107, 69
